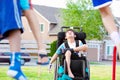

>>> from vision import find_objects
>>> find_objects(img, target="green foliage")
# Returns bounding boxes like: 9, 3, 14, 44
48, 40, 57, 57
61, 0, 106, 40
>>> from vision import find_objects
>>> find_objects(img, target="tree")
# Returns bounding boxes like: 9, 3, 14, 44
61, 0, 106, 40
48, 40, 57, 57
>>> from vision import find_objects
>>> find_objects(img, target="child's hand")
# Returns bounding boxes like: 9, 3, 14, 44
48, 63, 52, 72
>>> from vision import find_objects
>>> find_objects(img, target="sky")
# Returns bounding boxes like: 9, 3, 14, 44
32, 0, 66, 8
110, 0, 120, 17
32, 0, 120, 17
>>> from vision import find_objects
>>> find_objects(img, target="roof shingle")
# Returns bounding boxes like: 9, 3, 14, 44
33, 5, 60, 23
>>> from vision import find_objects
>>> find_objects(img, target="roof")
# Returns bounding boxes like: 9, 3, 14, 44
33, 5, 61, 23
115, 17, 120, 27
49, 24, 61, 35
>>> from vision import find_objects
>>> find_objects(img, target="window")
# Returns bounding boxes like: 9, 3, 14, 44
106, 45, 114, 56
105, 40, 114, 57
40, 23, 44, 33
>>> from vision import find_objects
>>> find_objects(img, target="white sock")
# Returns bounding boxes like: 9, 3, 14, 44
110, 31, 120, 44
7, 70, 18, 78
7, 70, 27, 80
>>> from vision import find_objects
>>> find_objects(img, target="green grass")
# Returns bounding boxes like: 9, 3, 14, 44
0, 66, 54, 80
0, 65, 120, 80
91, 65, 120, 80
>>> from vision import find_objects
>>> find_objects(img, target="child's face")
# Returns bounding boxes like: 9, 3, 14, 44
65, 31, 75, 39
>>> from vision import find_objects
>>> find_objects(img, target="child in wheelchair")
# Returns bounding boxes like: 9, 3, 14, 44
49, 29, 88, 79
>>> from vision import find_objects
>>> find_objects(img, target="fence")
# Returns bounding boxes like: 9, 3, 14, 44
0, 40, 112, 61
0, 40, 50, 59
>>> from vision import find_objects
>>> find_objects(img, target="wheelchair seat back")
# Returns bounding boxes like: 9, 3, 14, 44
57, 31, 86, 48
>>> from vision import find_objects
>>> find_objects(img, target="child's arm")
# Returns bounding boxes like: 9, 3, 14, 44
49, 53, 58, 72
73, 44, 88, 52
50, 53, 59, 64
50, 43, 64, 64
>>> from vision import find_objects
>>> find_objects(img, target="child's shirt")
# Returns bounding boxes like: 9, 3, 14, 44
55, 40, 83, 55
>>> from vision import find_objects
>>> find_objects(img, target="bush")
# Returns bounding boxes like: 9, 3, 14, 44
48, 40, 57, 57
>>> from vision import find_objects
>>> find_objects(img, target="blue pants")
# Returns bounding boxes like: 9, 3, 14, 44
0, 0, 23, 37
92, 0, 112, 9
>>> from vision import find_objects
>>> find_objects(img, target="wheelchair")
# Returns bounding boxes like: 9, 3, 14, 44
54, 27, 90, 80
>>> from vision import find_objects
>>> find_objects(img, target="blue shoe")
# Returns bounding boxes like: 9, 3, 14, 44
7, 52, 27, 80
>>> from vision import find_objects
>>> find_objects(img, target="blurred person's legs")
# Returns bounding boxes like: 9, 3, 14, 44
20, 0, 49, 64
92, 0, 120, 59
7, 30, 27, 80
0, 0, 27, 79
99, 6, 120, 59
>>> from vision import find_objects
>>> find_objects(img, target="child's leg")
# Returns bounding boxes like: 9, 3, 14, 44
92, 0, 120, 58
65, 50, 74, 78
8, 30, 21, 52
20, 0, 42, 50
20, 0, 49, 63
99, 6, 117, 34
23, 10, 42, 50
24, 10, 46, 63
7, 30, 27, 80
24, 9, 49, 63
99, 6, 120, 59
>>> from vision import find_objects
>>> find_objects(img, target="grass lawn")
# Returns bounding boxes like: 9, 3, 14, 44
0, 65, 120, 80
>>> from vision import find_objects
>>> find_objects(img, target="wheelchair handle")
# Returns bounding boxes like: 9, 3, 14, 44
61, 26, 82, 32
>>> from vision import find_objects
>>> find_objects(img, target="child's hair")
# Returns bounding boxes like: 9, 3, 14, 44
65, 29, 75, 35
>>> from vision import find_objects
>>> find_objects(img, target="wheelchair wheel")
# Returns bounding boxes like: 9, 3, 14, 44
85, 60, 90, 80
54, 58, 59, 80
